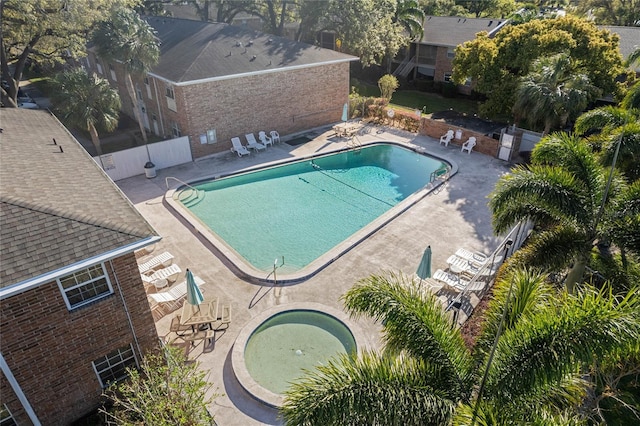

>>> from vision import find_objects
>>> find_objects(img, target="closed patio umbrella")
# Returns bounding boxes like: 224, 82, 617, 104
341, 103, 348, 122
185, 268, 204, 307
416, 245, 432, 280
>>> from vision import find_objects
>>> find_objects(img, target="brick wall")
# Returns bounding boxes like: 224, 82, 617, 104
178, 62, 350, 158
0, 253, 159, 425
419, 117, 500, 156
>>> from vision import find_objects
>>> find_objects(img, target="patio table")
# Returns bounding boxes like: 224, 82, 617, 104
180, 298, 218, 330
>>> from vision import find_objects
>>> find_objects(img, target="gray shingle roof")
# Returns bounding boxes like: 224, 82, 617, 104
420, 15, 508, 47
0, 109, 158, 287
600, 25, 640, 71
145, 17, 358, 84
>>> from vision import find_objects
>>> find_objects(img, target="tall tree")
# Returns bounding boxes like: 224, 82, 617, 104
574, 0, 640, 26
50, 69, 121, 156
489, 132, 637, 293
453, 16, 625, 119
420, 0, 467, 16
281, 271, 640, 424
93, 8, 160, 145
574, 106, 640, 182
394, 0, 426, 41
0, 0, 135, 107
512, 53, 598, 134
328, 0, 408, 67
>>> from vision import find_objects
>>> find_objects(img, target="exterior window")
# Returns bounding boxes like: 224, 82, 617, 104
165, 85, 176, 111
171, 122, 181, 138
0, 404, 16, 426
207, 129, 217, 144
57, 263, 113, 310
444, 72, 452, 82
92, 344, 137, 388
136, 86, 142, 100
109, 63, 117, 81
144, 77, 153, 99
447, 48, 455, 59
96, 62, 103, 74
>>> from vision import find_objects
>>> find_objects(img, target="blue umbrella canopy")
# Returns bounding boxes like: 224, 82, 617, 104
185, 269, 204, 306
416, 245, 432, 279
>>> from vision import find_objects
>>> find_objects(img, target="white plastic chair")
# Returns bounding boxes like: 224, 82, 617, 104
245, 133, 266, 152
461, 137, 477, 154
148, 275, 205, 313
258, 131, 273, 147
270, 130, 280, 144
439, 130, 454, 146
138, 251, 174, 274
230, 137, 251, 157
141, 264, 182, 285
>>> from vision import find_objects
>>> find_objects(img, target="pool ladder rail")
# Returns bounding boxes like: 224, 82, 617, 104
430, 165, 450, 183
166, 176, 205, 207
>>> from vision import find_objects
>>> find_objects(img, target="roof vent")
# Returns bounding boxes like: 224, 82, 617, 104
247, 40, 253, 46
236, 41, 242, 47
267, 38, 273, 44
488, 20, 493, 26
251, 55, 257, 61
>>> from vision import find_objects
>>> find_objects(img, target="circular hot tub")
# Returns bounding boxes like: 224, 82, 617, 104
232, 303, 364, 408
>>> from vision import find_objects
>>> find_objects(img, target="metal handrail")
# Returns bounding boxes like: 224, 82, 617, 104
165, 176, 198, 192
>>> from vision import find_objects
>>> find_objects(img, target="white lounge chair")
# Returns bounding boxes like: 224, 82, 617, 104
138, 251, 174, 274
270, 130, 280, 144
231, 137, 251, 157
433, 269, 466, 291
141, 264, 182, 285
148, 275, 205, 313
258, 131, 273, 147
439, 130, 454, 146
245, 133, 266, 152
461, 137, 476, 154
454, 248, 488, 268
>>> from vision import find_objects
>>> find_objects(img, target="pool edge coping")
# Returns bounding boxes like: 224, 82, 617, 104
164, 140, 458, 284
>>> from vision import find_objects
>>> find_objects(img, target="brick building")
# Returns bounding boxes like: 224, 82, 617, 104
394, 16, 509, 94
86, 17, 358, 159
0, 109, 161, 425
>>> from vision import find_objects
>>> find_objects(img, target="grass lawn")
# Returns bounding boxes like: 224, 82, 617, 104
353, 82, 479, 115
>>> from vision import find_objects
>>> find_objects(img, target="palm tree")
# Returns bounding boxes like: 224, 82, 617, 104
393, 0, 425, 41
92, 8, 159, 145
512, 53, 599, 135
51, 69, 121, 156
281, 270, 640, 424
574, 106, 640, 182
489, 132, 636, 293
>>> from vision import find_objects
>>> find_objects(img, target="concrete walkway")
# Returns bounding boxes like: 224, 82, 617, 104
116, 123, 511, 425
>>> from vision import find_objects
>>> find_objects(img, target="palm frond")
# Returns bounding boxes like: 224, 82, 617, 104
489, 165, 591, 234
341, 273, 474, 394
485, 285, 640, 403
474, 269, 554, 358
281, 352, 456, 426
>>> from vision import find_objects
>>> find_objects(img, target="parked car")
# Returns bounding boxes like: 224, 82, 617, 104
18, 102, 39, 109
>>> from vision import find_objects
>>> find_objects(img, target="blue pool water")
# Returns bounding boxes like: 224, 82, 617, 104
180, 143, 447, 274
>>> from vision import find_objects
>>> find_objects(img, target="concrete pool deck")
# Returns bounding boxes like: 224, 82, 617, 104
116, 123, 512, 425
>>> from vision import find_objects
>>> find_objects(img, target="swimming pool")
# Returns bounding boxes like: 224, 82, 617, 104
172, 143, 450, 281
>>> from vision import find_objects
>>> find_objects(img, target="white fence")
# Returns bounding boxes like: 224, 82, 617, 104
93, 136, 192, 181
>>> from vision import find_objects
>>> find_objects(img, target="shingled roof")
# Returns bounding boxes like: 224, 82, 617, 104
420, 15, 509, 47
0, 109, 159, 290
145, 16, 357, 84
600, 25, 640, 72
